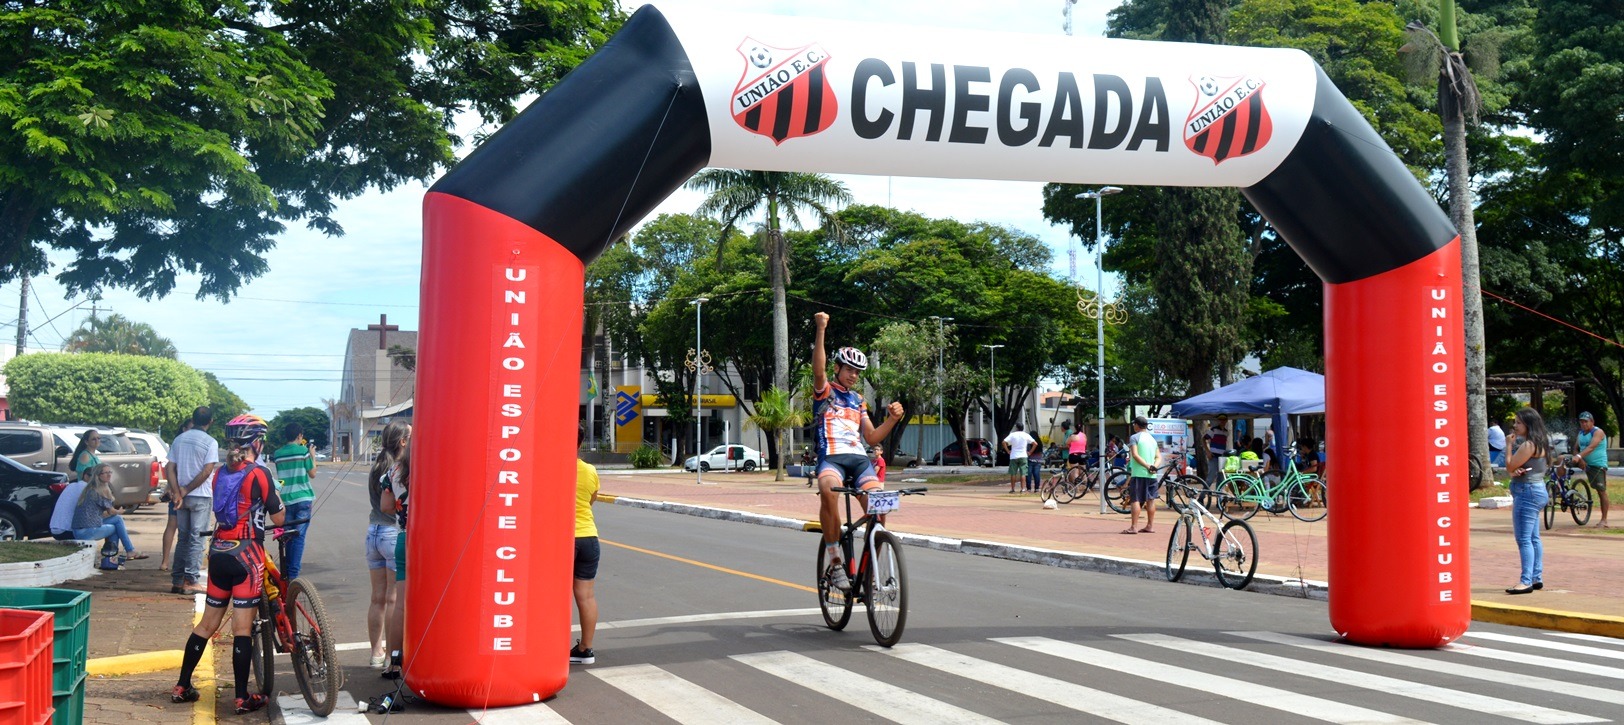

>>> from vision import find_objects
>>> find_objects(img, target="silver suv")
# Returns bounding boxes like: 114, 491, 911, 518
0, 422, 158, 508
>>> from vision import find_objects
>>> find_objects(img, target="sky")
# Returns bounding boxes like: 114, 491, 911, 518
9, 0, 1124, 417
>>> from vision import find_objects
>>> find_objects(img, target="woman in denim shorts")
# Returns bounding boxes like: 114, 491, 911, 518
365, 422, 410, 669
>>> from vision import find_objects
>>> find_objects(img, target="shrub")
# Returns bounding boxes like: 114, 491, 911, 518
5, 352, 208, 432
629, 444, 663, 469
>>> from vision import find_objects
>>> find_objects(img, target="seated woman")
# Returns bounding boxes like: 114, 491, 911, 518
72, 464, 146, 562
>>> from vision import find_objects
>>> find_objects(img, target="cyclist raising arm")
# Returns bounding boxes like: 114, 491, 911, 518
813, 312, 904, 590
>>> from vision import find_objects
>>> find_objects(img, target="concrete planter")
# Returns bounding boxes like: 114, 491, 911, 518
0, 542, 95, 588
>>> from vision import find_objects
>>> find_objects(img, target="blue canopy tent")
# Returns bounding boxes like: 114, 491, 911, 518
1171, 367, 1325, 465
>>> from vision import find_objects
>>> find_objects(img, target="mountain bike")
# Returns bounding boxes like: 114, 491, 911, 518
1040, 453, 1124, 505
816, 485, 926, 647
1164, 481, 1259, 590
1544, 456, 1594, 529
1107, 454, 1207, 514
1216, 456, 1327, 522
202, 518, 341, 715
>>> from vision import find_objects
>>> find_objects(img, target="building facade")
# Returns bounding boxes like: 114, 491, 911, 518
334, 315, 416, 461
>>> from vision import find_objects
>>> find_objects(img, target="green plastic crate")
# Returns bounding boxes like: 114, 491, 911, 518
0, 590, 90, 709
50, 671, 83, 725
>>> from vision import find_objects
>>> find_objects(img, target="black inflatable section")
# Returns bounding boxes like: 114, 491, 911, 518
1244, 68, 1456, 284
429, 7, 711, 263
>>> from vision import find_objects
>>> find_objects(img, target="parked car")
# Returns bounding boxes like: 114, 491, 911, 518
929, 438, 993, 466
0, 454, 69, 540
684, 444, 767, 472
886, 450, 922, 469
124, 429, 170, 501
0, 422, 158, 508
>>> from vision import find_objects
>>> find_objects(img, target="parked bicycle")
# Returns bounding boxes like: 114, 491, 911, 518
202, 517, 340, 715
1040, 452, 1124, 505
816, 485, 926, 647
1164, 481, 1259, 589
1545, 455, 1594, 529
1105, 453, 1206, 515
1215, 455, 1327, 523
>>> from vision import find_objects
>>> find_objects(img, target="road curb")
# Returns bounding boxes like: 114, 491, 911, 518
86, 649, 183, 677
1472, 601, 1624, 638
605, 495, 1330, 601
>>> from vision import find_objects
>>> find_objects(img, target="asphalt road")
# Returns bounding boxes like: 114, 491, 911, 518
266, 463, 1624, 724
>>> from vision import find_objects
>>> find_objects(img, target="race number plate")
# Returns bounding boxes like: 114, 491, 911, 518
866, 490, 900, 515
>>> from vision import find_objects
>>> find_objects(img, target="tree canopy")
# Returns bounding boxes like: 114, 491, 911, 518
4, 352, 207, 431
63, 314, 177, 358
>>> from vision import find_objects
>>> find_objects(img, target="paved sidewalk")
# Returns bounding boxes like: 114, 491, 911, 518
598, 468, 1624, 619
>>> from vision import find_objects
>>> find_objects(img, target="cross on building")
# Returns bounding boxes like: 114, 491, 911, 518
367, 314, 399, 350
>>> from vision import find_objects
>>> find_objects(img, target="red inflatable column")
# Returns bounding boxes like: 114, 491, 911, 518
1325, 238, 1470, 647
407, 192, 579, 706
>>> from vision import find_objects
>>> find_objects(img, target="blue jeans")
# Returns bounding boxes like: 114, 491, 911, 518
74, 515, 135, 554
172, 496, 211, 586
1026, 459, 1042, 490
1510, 482, 1548, 586
281, 501, 312, 581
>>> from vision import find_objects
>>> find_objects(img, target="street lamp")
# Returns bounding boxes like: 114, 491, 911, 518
687, 297, 712, 484
980, 344, 1004, 441
931, 315, 953, 462
1077, 186, 1122, 513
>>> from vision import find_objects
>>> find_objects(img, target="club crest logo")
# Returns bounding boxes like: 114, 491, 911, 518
1183, 74, 1273, 164
731, 38, 837, 144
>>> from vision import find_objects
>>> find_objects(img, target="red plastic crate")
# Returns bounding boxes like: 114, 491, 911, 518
0, 609, 54, 725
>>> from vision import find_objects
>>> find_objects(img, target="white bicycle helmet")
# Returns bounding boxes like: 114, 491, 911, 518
833, 346, 868, 370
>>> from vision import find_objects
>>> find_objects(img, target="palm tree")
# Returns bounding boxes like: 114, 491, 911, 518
747, 387, 809, 481
63, 313, 178, 358
684, 170, 853, 394
1405, 8, 1489, 487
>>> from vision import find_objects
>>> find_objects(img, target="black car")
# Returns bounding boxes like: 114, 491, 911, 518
0, 454, 68, 540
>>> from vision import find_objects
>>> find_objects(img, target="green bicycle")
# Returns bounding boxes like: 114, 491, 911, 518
1216, 455, 1327, 523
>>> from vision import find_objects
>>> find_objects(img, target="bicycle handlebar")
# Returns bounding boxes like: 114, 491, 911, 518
830, 486, 927, 496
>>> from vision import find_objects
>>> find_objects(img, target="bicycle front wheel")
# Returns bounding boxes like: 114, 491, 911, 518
1105, 470, 1132, 514
1165, 516, 1191, 582
1288, 478, 1328, 523
252, 596, 275, 697
1218, 479, 1260, 521
1543, 482, 1559, 530
287, 578, 341, 716
815, 539, 852, 630
1569, 480, 1595, 526
1212, 520, 1259, 590
865, 530, 909, 647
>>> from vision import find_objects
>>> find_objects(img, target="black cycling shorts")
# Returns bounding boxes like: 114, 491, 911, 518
817, 453, 878, 487
574, 537, 600, 580
205, 539, 265, 609
1067, 452, 1086, 465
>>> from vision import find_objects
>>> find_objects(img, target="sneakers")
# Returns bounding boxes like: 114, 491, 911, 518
171, 685, 199, 703
569, 642, 596, 665
234, 694, 268, 714
826, 561, 851, 592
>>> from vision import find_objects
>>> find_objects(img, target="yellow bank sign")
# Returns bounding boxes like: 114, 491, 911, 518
639, 393, 738, 409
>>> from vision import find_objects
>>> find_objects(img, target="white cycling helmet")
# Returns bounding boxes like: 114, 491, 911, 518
833, 346, 868, 371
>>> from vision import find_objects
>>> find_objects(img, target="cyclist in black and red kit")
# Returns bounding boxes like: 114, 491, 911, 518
171, 414, 285, 714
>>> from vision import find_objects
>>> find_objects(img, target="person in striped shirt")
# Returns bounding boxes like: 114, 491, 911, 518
270, 422, 317, 581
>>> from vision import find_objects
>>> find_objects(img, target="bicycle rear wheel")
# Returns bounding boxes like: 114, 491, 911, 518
252, 596, 275, 697
1057, 467, 1084, 504
1288, 479, 1328, 523
815, 539, 852, 630
1212, 520, 1258, 590
1040, 473, 1063, 503
1569, 480, 1594, 526
1165, 516, 1191, 582
865, 529, 909, 647
1105, 470, 1131, 514
1218, 479, 1260, 521
287, 578, 341, 716
1543, 482, 1559, 530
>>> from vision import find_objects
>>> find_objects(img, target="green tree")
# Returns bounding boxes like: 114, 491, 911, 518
866, 320, 945, 463
387, 344, 416, 373
4, 352, 207, 430
269, 406, 331, 449
685, 170, 853, 396
2, 0, 623, 299
201, 371, 248, 443
63, 314, 177, 358
745, 387, 808, 481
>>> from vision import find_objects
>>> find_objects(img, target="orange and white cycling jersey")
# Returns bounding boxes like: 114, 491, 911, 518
813, 382, 869, 458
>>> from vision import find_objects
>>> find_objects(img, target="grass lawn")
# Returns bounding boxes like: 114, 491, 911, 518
0, 541, 79, 564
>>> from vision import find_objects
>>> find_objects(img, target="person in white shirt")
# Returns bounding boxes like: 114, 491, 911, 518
1002, 424, 1037, 494
169, 406, 220, 595
49, 472, 90, 540
1487, 421, 1507, 467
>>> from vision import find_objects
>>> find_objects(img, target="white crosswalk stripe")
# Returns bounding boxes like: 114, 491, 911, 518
993, 636, 1428, 724
589, 664, 774, 724
870, 643, 1224, 725
277, 692, 368, 724
1465, 631, 1624, 662
1232, 631, 1624, 707
1549, 632, 1624, 647
1448, 641, 1624, 680
467, 702, 572, 724
1119, 633, 1604, 724
731, 650, 1000, 724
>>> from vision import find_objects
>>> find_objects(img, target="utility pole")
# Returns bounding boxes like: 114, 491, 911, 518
15, 277, 28, 356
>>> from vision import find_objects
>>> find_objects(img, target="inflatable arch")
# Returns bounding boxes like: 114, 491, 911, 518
411, 6, 1468, 706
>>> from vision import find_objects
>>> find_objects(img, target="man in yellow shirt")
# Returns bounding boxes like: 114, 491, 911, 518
572, 425, 600, 665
